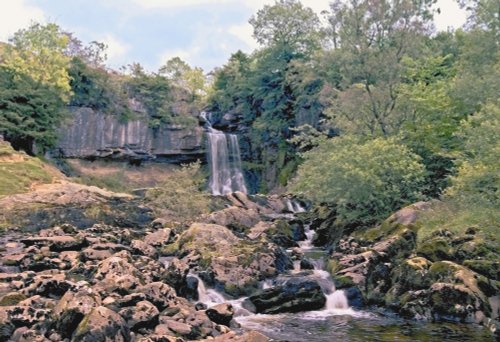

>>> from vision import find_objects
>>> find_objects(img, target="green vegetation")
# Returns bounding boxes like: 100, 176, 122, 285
290, 136, 426, 227
145, 161, 210, 223
0, 141, 56, 196
0, 22, 205, 155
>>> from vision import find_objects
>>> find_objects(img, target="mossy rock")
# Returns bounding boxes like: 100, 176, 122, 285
267, 220, 295, 247
417, 237, 455, 262
333, 275, 355, 289
0, 292, 27, 306
463, 260, 500, 280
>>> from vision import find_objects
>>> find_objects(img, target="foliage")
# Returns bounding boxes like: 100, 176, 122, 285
290, 136, 426, 227
145, 161, 210, 223
323, 0, 435, 137
2, 22, 72, 101
0, 65, 68, 152
249, 0, 323, 54
446, 102, 500, 206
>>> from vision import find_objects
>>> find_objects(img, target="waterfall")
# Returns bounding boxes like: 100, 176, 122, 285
202, 112, 247, 195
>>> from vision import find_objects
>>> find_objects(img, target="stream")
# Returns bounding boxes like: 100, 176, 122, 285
190, 211, 495, 342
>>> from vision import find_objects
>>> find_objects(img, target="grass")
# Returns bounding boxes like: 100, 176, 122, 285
417, 200, 499, 245
0, 142, 55, 196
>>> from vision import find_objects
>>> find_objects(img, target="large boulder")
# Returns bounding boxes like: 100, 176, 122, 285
245, 278, 326, 314
52, 286, 102, 338
119, 300, 159, 331
93, 254, 143, 295
173, 223, 290, 296
72, 306, 130, 342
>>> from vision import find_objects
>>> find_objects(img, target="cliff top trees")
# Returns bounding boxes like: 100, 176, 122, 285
249, 0, 323, 55
0, 22, 71, 152
2, 22, 72, 101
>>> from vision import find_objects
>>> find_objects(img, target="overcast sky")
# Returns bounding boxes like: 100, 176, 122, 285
0, 0, 468, 72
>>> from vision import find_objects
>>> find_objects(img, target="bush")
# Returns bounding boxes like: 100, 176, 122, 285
145, 161, 210, 223
290, 136, 426, 227
446, 102, 499, 207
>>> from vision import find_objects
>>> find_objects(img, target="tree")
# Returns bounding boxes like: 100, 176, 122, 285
249, 0, 323, 55
159, 57, 207, 100
324, 0, 436, 136
290, 136, 426, 227
1, 22, 72, 101
0, 65, 67, 152
447, 101, 500, 206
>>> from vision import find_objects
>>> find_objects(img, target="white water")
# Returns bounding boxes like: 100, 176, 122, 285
191, 274, 226, 306
202, 112, 247, 195
298, 224, 315, 250
286, 198, 306, 213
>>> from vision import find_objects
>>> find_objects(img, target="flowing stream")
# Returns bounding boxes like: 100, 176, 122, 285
202, 112, 247, 195
185, 205, 494, 341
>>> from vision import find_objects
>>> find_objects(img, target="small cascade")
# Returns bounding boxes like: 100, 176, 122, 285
191, 274, 225, 306
326, 289, 349, 310
202, 112, 247, 195
292, 260, 301, 273
298, 224, 315, 250
285, 198, 306, 213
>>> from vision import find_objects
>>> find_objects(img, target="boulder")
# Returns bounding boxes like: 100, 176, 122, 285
206, 303, 234, 326
20, 236, 86, 252
137, 282, 177, 311
119, 300, 159, 331
52, 287, 102, 338
246, 278, 326, 314
144, 229, 172, 247
72, 306, 130, 342
94, 255, 143, 295
203, 207, 261, 234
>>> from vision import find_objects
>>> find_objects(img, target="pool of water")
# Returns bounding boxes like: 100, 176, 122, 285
236, 310, 495, 342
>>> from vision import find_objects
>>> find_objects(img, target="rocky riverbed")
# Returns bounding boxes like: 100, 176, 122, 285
0, 184, 498, 341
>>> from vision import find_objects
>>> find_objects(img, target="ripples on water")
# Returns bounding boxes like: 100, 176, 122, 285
236, 311, 495, 342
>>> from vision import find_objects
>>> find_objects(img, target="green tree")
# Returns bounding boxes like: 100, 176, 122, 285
447, 101, 500, 206
324, 0, 436, 136
290, 136, 426, 227
249, 0, 323, 54
2, 22, 72, 101
0, 65, 67, 152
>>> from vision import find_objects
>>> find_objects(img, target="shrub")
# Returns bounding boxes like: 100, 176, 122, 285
290, 136, 426, 227
145, 161, 210, 223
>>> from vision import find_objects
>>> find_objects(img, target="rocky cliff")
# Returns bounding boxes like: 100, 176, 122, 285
55, 107, 205, 163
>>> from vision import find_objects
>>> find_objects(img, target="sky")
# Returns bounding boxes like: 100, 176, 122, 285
0, 0, 468, 72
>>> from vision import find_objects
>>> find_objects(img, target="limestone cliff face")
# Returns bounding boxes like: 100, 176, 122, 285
55, 107, 205, 162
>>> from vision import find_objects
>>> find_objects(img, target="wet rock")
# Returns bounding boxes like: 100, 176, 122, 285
206, 303, 234, 326
72, 306, 131, 342
246, 278, 326, 314
175, 223, 289, 296
119, 300, 159, 331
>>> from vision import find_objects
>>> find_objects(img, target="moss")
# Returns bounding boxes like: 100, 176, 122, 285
75, 311, 92, 336
333, 275, 355, 289
417, 237, 455, 262
463, 260, 499, 280
160, 242, 180, 256
0, 293, 27, 306
326, 259, 340, 276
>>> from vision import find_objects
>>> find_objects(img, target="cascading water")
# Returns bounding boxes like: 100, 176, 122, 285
202, 112, 247, 195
